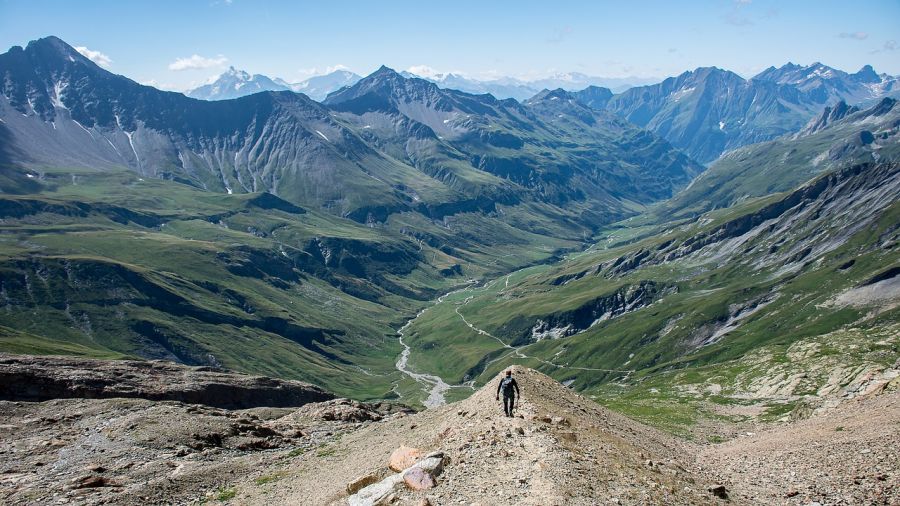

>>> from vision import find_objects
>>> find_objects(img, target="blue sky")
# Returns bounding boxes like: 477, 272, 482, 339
1, 0, 898, 91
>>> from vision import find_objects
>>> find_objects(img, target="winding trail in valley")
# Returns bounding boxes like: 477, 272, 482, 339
395, 272, 633, 408
454, 293, 636, 376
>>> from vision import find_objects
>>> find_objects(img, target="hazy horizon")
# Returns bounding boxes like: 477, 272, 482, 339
1, 0, 898, 93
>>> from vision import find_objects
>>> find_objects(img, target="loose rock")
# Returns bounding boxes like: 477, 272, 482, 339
389, 445, 423, 472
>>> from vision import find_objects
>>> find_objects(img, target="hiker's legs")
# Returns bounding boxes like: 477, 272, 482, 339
503, 394, 513, 416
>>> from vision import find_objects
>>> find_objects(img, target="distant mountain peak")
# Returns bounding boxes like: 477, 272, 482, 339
528, 88, 573, 102
186, 66, 288, 100
222, 66, 250, 78
373, 65, 399, 76
798, 100, 860, 136
852, 64, 880, 83
324, 64, 445, 108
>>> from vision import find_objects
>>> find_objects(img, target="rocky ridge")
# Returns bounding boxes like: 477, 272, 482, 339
0, 353, 333, 409
0, 358, 898, 504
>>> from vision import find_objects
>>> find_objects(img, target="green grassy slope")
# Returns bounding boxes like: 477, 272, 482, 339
401, 161, 900, 428
0, 167, 475, 399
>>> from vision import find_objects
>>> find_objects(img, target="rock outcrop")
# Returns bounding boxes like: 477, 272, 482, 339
349, 451, 447, 505
0, 353, 333, 409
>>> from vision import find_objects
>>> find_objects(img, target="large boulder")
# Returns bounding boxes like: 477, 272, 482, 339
388, 445, 422, 472
348, 451, 447, 505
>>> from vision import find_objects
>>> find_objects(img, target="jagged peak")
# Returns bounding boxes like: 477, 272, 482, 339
868, 96, 897, 116
324, 64, 444, 107
19, 35, 93, 67
371, 65, 400, 77
852, 64, 881, 83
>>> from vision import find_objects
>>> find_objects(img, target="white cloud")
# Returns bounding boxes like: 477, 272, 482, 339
838, 31, 869, 40
75, 46, 112, 67
139, 79, 181, 91
406, 65, 446, 79
871, 40, 898, 54
168, 54, 228, 71
734, 0, 752, 4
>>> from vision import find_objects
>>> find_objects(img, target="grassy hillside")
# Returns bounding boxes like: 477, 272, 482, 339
401, 161, 900, 430
0, 167, 497, 399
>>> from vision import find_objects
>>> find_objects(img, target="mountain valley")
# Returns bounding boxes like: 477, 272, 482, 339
0, 30, 899, 505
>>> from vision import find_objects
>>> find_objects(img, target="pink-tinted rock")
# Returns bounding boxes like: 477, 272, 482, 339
403, 467, 436, 490
388, 445, 422, 471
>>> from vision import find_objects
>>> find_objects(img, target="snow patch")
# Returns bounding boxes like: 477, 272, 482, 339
51, 81, 69, 110
124, 130, 142, 173
105, 138, 121, 156
315, 130, 329, 141
72, 119, 94, 138
672, 86, 696, 102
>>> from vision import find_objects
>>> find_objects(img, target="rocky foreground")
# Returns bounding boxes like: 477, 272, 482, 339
0, 357, 897, 505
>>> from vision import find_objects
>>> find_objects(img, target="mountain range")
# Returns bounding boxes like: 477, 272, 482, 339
187, 67, 362, 101
187, 67, 658, 103
0, 36, 699, 397
0, 35, 898, 417
399, 70, 659, 100
184, 61, 899, 167
595, 64, 900, 164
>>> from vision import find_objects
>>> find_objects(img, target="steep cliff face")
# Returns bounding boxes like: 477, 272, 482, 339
499, 281, 674, 344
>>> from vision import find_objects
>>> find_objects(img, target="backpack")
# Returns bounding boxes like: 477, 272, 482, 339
501, 377, 516, 395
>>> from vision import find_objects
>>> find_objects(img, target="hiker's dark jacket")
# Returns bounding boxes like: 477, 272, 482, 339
497, 376, 520, 398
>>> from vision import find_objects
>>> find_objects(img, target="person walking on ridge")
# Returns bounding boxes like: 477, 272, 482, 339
496, 370, 520, 417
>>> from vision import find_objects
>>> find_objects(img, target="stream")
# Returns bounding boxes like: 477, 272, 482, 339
394, 283, 476, 408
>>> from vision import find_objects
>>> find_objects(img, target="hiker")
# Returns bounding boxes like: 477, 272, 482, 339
496, 370, 520, 417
